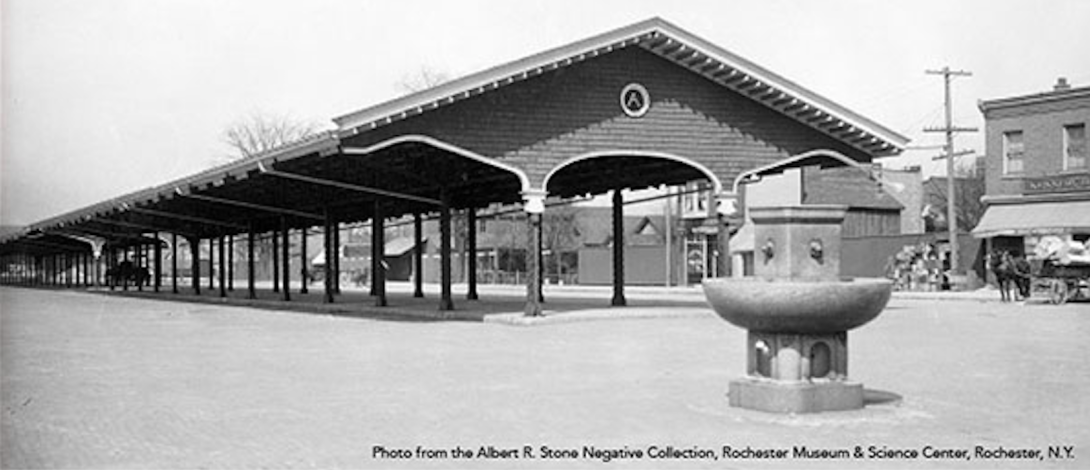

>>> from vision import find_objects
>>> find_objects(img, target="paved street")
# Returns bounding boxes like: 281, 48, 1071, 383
1, 287, 1088, 469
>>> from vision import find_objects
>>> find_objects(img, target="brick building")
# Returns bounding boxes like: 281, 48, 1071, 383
973, 79, 1090, 252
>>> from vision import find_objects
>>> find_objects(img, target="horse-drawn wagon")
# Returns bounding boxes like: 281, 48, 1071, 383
1034, 260, 1090, 305
1031, 237, 1090, 305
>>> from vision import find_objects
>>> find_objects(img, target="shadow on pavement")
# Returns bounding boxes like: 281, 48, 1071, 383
864, 388, 903, 406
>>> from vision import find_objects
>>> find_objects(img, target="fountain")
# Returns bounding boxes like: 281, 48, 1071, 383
704, 194, 893, 413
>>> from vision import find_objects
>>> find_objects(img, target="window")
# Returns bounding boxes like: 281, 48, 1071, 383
1064, 124, 1086, 170
1003, 131, 1024, 175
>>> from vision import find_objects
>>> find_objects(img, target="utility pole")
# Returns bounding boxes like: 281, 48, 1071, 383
924, 67, 976, 277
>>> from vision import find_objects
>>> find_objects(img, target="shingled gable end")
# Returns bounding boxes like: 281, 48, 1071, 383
333, 17, 907, 198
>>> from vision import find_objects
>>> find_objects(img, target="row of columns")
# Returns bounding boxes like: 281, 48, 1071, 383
4, 188, 660, 319
0, 251, 98, 287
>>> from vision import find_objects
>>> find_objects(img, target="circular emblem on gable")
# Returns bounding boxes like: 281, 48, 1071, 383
620, 83, 650, 118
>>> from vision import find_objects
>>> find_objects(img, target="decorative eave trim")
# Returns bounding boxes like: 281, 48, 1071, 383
332, 17, 908, 156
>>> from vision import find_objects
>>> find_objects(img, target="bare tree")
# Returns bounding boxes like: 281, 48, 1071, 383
222, 112, 323, 160
396, 66, 451, 94
923, 159, 986, 233
219, 112, 323, 278
542, 205, 583, 282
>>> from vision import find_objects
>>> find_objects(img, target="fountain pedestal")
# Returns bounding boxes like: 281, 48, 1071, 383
704, 205, 892, 413
731, 330, 862, 413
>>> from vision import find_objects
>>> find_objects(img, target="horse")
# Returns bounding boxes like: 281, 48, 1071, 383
990, 250, 1017, 302
105, 260, 150, 288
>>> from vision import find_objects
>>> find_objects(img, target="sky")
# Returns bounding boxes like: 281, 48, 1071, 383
3, 0, 1089, 226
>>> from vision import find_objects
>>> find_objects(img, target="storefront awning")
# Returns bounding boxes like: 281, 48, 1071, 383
728, 222, 754, 252
972, 200, 1090, 238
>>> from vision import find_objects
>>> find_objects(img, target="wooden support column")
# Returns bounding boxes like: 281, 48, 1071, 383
135, 245, 143, 291
369, 219, 378, 296
122, 247, 130, 291
323, 209, 335, 304
189, 238, 200, 295
332, 221, 341, 294
611, 189, 626, 307
280, 218, 290, 302
272, 231, 280, 293
466, 208, 478, 301
228, 235, 234, 291
153, 233, 162, 292
247, 224, 257, 300
105, 249, 113, 290
439, 192, 454, 311
171, 233, 178, 294
299, 228, 308, 294
413, 213, 424, 298
207, 239, 215, 291
538, 215, 545, 303
218, 235, 227, 298
373, 201, 386, 307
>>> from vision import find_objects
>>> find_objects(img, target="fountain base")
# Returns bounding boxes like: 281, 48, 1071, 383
728, 330, 865, 413
729, 378, 864, 413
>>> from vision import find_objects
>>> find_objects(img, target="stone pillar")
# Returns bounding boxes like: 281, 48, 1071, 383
611, 189, 626, 306
466, 208, 478, 301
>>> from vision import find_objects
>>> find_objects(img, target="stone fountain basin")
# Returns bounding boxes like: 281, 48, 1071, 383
702, 277, 892, 334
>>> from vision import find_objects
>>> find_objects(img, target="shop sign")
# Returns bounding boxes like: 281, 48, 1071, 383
1023, 173, 1090, 195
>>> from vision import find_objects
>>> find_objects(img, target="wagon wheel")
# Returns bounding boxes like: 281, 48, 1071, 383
1068, 279, 1083, 301
1049, 280, 1068, 305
